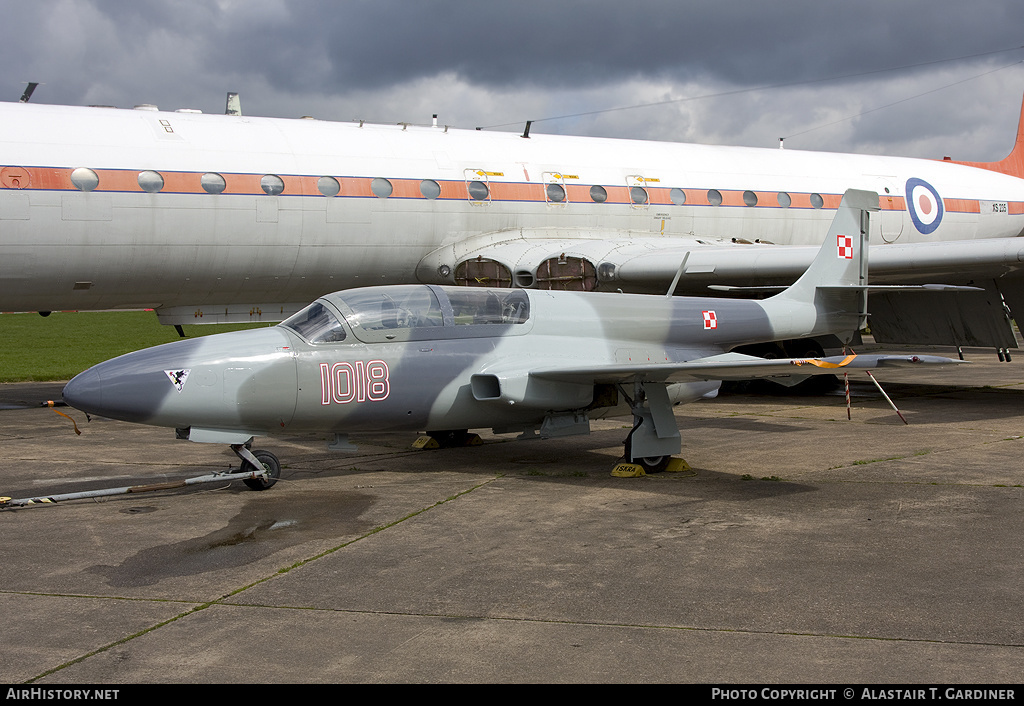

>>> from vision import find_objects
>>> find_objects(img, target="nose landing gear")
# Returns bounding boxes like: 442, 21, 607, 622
231, 445, 281, 490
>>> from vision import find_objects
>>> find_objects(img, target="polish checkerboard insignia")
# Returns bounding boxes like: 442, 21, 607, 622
702, 310, 717, 329
165, 369, 190, 392
837, 234, 854, 259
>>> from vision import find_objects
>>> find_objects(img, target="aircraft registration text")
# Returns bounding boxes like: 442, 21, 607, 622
320, 361, 390, 405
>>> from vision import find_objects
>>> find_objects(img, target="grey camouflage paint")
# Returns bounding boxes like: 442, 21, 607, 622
65, 191, 927, 454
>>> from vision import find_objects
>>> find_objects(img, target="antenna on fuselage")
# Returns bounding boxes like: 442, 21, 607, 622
665, 252, 691, 297
225, 92, 241, 116
522, 121, 532, 139
19, 82, 39, 103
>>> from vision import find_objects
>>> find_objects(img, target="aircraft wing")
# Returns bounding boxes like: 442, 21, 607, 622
529, 352, 965, 386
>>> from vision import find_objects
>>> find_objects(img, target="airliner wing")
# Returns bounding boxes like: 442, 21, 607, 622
421, 232, 1024, 349
615, 237, 1024, 286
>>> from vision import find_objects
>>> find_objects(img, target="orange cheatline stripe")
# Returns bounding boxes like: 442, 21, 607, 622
4, 164, 1016, 214
879, 194, 906, 211
943, 197, 981, 213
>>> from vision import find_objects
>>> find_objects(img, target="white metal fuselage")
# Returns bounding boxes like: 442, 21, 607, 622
2, 102, 1023, 321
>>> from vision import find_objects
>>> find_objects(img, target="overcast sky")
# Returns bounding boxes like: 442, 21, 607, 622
3, 0, 1023, 160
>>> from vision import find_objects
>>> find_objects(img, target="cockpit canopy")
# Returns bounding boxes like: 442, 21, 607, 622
281, 285, 531, 344
280, 301, 348, 344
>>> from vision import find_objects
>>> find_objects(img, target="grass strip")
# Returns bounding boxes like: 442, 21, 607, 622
0, 311, 270, 382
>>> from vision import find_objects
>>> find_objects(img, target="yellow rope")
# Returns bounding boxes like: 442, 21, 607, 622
791, 354, 857, 369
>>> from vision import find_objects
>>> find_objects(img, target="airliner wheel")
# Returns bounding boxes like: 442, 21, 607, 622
783, 338, 825, 359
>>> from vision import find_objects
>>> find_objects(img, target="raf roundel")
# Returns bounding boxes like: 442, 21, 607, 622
905, 177, 944, 235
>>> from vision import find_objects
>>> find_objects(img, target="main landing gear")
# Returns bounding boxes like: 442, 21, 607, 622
615, 382, 689, 476
412, 429, 483, 449
621, 415, 672, 473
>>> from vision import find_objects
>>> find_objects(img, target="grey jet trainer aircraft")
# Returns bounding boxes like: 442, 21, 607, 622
62, 190, 963, 484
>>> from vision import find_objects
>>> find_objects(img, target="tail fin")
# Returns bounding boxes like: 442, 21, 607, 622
949, 92, 1024, 178
765, 189, 878, 343
773, 188, 877, 302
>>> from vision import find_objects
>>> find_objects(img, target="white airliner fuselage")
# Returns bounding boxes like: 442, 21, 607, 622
1, 100, 1023, 327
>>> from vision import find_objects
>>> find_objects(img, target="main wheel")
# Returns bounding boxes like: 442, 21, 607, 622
636, 455, 671, 474
240, 450, 280, 491
623, 427, 671, 474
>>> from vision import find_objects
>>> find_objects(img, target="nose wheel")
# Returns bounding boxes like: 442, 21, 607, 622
231, 445, 281, 491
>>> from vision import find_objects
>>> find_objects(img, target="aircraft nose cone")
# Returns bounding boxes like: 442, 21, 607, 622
62, 338, 208, 423
62, 367, 103, 413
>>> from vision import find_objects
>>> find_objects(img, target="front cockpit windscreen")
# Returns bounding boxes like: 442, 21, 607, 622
280, 302, 347, 343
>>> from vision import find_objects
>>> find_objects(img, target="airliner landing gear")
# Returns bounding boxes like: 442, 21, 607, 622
730, 339, 837, 394
783, 338, 825, 359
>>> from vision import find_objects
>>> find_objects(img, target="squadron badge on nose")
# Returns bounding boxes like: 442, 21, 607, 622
165, 369, 191, 392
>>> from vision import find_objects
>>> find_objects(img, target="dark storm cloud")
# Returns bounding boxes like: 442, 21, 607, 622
204, 1, 1021, 91
0, 0, 1021, 157
17, 0, 1010, 98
